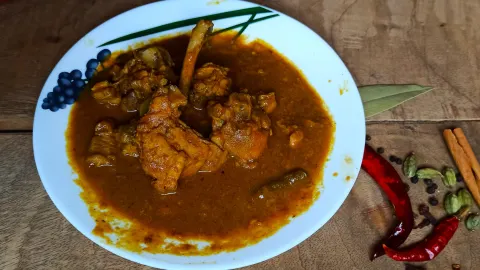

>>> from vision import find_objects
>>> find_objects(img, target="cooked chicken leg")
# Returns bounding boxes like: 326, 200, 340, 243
136, 85, 227, 193
179, 20, 214, 95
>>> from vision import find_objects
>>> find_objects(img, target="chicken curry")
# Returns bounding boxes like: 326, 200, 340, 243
67, 21, 335, 254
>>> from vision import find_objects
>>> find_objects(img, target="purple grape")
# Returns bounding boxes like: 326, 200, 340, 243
53, 85, 62, 93
64, 88, 74, 97
56, 94, 65, 103
50, 105, 59, 112
65, 97, 75, 105
47, 92, 54, 99
97, 49, 111, 62
58, 78, 72, 88
73, 79, 85, 89
85, 68, 96, 80
59, 72, 71, 80
86, 59, 99, 69
60, 103, 67, 109
70, 69, 82, 80
41, 102, 50, 109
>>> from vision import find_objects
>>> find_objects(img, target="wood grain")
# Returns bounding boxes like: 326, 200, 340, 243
1, 0, 480, 130
2, 122, 480, 269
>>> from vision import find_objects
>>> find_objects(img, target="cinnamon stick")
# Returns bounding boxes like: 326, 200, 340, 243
443, 129, 480, 206
453, 128, 480, 188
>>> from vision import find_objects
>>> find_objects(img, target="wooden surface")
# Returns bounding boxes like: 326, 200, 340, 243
1, 0, 480, 269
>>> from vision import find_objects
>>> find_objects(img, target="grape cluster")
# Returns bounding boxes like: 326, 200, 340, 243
42, 48, 111, 111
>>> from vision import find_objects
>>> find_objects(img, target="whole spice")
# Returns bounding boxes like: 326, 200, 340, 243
254, 169, 309, 198
423, 179, 433, 186
465, 214, 480, 231
452, 264, 461, 270
418, 204, 438, 225
428, 197, 439, 206
457, 188, 473, 207
362, 144, 414, 260
456, 173, 464, 182
443, 167, 457, 188
418, 204, 429, 215
403, 153, 417, 178
443, 129, 480, 206
377, 147, 385, 154
416, 168, 444, 180
444, 193, 461, 215
383, 207, 469, 262
410, 175, 419, 184
426, 186, 436, 194
453, 128, 480, 186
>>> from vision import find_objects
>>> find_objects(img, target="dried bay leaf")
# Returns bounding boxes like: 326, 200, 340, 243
359, 84, 433, 118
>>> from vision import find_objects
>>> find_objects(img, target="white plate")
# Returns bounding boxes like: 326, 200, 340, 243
33, 0, 365, 269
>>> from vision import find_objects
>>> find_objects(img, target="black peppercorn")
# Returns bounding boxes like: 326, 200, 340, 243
456, 173, 464, 182
426, 186, 436, 194
418, 204, 429, 215
410, 175, 419, 184
423, 178, 433, 186
366, 134, 371, 141
377, 147, 385, 154
428, 196, 439, 206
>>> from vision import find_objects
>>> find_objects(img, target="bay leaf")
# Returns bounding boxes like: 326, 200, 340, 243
359, 84, 433, 118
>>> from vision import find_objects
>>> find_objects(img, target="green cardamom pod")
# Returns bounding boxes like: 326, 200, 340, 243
442, 167, 457, 188
444, 193, 461, 215
403, 153, 417, 178
466, 213, 480, 231
457, 188, 473, 207
416, 168, 444, 179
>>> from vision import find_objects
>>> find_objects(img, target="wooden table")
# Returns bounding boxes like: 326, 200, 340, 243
1, 0, 479, 269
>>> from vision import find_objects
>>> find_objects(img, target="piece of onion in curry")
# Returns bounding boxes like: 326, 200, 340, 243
67, 20, 335, 255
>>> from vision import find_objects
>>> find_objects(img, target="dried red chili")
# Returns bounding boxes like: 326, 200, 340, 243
362, 144, 414, 260
382, 207, 469, 261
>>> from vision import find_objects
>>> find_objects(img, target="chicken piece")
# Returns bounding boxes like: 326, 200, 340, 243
117, 123, 139, 157
136, 47, 174, 71
276, 120, 298, 135
257, 92, 277, 114
190, 63, 231, 108
91, 46, 175, 112
289, 130, 304, 148
86, 120, 117, 167
139, 130, 187, 192
91, 81, 122, 106
136, 85, 227, 193
179, 20, 214, 95
208, 92, 275, 168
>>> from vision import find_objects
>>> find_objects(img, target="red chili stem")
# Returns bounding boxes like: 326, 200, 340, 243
361, 144, 414, 260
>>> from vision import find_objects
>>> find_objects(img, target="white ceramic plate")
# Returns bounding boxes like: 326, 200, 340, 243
33, 0, 365, 269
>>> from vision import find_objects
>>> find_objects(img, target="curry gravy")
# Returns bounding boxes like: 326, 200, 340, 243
67, 33, 335, 254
